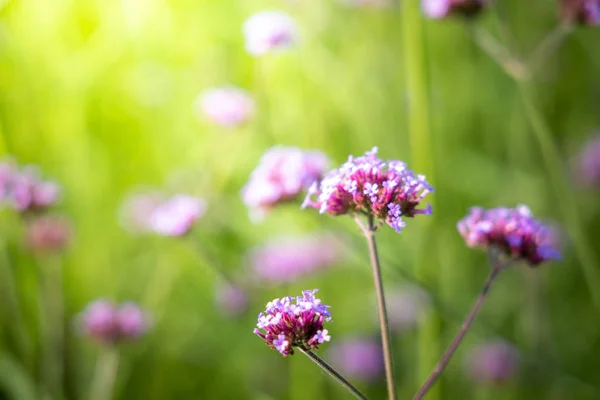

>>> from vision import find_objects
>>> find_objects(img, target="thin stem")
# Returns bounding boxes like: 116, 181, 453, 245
298, 346, 370, 400
528, 23, 572, 74
413, 262, 505, 400
356, 215, 397, 400
89, 347, 120, 400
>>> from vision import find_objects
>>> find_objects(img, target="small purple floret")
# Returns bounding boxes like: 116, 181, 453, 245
78, 300, 150, 344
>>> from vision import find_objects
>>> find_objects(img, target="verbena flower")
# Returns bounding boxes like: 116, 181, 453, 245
215, 281, 249, 317
421, 0, 489, 19
243, 11, 298, 56
328, 338, 384, 382
0, 163, 60, 213
118, 190, 164, 233
25, 215, 72, 253
248, 233, 342, 283
79, 300, 150, 344
254, 289, 331, 356
465, 340, 519, 384
242, 146, 328, 220
150, 194, 206, 237
194, 86, 255, 127
574, 135, 600, 187
560, 0, 600, 26
302, 147, 433, 233
457, 205, 561, 266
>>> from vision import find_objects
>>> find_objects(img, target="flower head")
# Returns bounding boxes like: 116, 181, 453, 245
242, 146, 328, 220
560, 0, 600, 26
328, 338, 384, 381
150, 194, 206, 237
194, 86, 255, 127
465, 340, 519, 384
0, 163, 60, 213
215, 281, 249, 317
25, 215, 72, 253
422, 0, 489, 19
119, 190, 164, 233
574, 135, 600, 187
243, 11, 298, 56
249, 233, 342, 283
303, 147, 433, 232
457, 205, 561, 266
254, 289, 331, 356
78, 300, 150, 344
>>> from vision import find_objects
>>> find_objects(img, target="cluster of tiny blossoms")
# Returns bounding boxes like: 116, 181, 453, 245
457, 205, 561, 266
422, 0, 489, 19
194, 86, 255, 128
0, 160, 60, 213
79, 300, 150, 345
561, 0, 600, 26
254, 289, 331, 356
303, 147, 433, 232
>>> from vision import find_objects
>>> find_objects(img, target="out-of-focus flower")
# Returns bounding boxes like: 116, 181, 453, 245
574, 135, 600, 187
2, 165, 60, 213
560, 0, 600, 26
385, 286, 430, 333
0, 160, 16, 202
150, 195, 206, 237
243, 11, 298, 56
303, 147, 433, 233
254, 289, 331, 356
421, 0, 489, 19
242, 146, 328, 220
194, 86, 255, 128
25, 215, 72, 253
249, 233, 342, 283
457, 205, 561, 266
79, 300, 150, 344
465, 340, 519, 384
119, 190, 164, 233
328, 338, 384, 381
215, 281, 249, 317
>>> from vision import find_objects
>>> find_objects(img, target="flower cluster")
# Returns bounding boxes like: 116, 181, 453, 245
0, 160, 60, 213
327, 338, 384, 382
457, 205, 561, 266
119, 190, 164, 233
194, 86, 255, 127
302, 147, 433, 232
25, 215, 72, 253
249, 233, 342, 283
243, 11, 298, 56
560, 0, 600, 26
254, 289, 331, 356
465, 340, 519, 384
79, 300, 150, 344
215, 281, 249, 317
574, 135, 600, 187
422, 0, 489, 19
242, 146, 328, 219
149, 194, 206, 237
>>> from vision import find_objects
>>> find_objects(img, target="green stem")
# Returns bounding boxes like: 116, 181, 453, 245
89, 347, 120, 400
298, 346, 370, 400
355, 215, 397, 400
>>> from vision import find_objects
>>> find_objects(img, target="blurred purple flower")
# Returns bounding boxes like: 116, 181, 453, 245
303, 147, 433, 233
195, 86, 255, 127
457, 205, 561, 266
79, 300, 150, 344
150, 194, 206, 237
249, 234, 342, 283
25, 215, 72, 253
1, 164, 60, 213
560, 0, 600, 26
574, 135, 600, 187
0, 160, 16, 202
422, 0, 489, 19
119, 190, 164, 233
465, 340, 520, 384
328, 338, 384, 381
243, 11, 298, 56
242, 146, 328, 220
254, 289, 331, 356
215, 281, 249, 317
385, 286, 430, 333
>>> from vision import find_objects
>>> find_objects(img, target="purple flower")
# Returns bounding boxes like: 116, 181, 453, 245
150, 195, 206, 237
25, 215, 72, 253
328, 338, 384, 382
254, 289, 331, 356
0, 160, 16, 202
385, 286, 430, 333
465, 340, 519, 384
194, 86, 255, 127
302, 147, 433, 233
422, 0, 489, 19
118, 190, 164, 233
2, 164, 60, 213
457, 205, 561, 266
242, 146, 328, 220
243, 11, 298, 56
79, 300, 150, 344
574, 135, 600, 187
248, 233, 343, 283
215, 281, 249, 317
560, 0, 600, 26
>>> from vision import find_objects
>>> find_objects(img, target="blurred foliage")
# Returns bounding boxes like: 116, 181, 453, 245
1, 0, 600, 399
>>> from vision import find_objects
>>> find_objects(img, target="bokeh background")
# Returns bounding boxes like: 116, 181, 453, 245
1, 0, 600, 399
